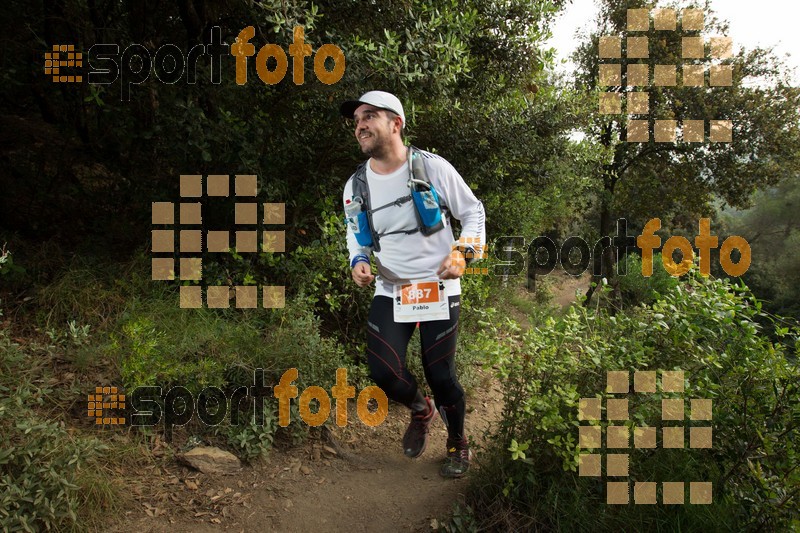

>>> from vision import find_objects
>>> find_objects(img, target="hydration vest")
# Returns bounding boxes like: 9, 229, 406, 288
345, 146, 445, 253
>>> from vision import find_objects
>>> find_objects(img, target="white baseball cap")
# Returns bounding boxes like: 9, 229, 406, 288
340, 91, 406, 129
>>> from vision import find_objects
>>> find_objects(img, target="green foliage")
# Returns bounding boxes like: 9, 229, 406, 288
0, 244, 25, 282
252, 293, 360, 392
36, 319, 97, 371
720, 177, 800, 318
0, 327, 115, 531
35, 263, 128, 330
470, 270, 799, 531
418, 82, 592, 240
281, 204, 373, 344
617, 252, 679, 307
216, 402, 279, 462
110, 287, 363, 458
113, 303, 267, 394
459, 270, 494, 314
0, 0, 577, 292
432, 503, 480, 532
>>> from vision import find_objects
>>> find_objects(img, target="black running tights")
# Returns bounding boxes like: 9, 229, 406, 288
365, 295, 466, 440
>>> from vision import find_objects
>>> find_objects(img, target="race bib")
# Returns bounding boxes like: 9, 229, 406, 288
393, 280, 449, 323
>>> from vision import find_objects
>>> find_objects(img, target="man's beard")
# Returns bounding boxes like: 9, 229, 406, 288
361, 134, 389, 159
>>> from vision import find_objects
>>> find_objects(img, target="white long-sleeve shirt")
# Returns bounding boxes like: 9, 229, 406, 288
343, 149, 486, 298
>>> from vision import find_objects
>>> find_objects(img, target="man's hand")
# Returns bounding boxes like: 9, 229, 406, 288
437, 249, 466, 280
351, 261, 375, 287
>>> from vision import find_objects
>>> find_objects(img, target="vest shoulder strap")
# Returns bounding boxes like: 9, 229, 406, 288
348, 147, 446, 252
348, 161, 382, 251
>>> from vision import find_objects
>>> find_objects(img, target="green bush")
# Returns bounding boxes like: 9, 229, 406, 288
110, 290, 364, 458
35, 261, 129, 330
216, 402, 279, 461
198, 201, 373, 347
470, 269, 799, 531
617, 252, 679, 307
112, 301, 268, 395
282, 206, 374, 345
0, 327, 114, 531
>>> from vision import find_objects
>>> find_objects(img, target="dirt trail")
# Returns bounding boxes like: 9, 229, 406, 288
116, 369, 503, 533
113, 275, 586, 532
550, 271, 592, 310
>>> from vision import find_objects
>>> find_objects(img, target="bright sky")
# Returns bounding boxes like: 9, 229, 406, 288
546, 0, 799, 85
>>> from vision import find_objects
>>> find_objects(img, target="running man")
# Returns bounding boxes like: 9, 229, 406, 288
340, 91, 485, 477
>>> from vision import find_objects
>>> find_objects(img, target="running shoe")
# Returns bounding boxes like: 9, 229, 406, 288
402, 397, 436, 458
440, 438, 471, 478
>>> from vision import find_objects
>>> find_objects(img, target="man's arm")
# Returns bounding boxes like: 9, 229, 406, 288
428, 155, 486, 261
418, 153, 485, 280
343, 178, 374, 286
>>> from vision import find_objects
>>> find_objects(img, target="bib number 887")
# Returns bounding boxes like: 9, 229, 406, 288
400, 282, 439, 305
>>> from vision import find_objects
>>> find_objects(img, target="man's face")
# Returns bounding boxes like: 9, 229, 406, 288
353, 104, 399, 158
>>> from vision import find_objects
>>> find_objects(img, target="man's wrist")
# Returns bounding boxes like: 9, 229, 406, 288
351, 254, 370, 269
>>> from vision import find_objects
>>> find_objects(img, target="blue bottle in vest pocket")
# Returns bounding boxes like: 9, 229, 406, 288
410, 187, 442, 234
344, 196, 373, 247
409, 151, 444, 235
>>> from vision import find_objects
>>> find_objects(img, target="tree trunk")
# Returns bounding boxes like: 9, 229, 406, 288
584, 168, 621, 307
